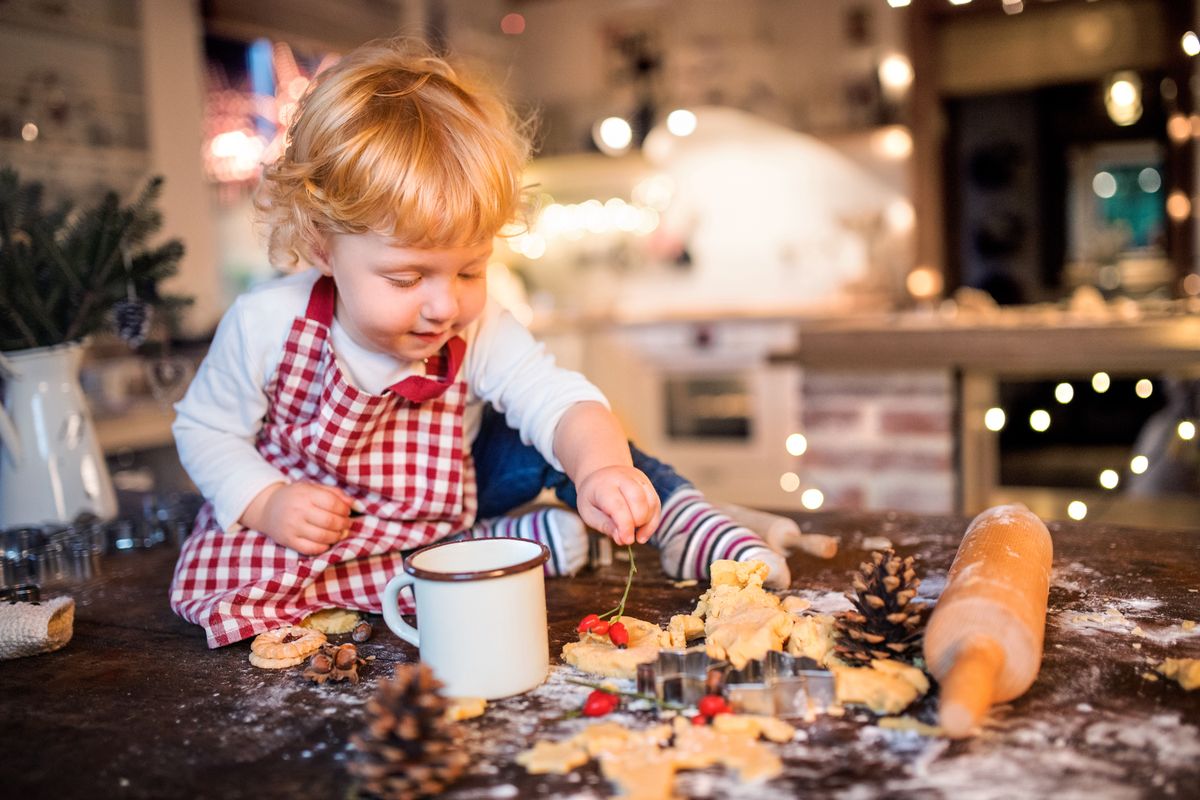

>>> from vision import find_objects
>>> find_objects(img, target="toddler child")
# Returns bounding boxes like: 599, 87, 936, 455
169, 39, 788, 648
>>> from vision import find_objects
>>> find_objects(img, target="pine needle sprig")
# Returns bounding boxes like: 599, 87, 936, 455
0, 168, 189, 352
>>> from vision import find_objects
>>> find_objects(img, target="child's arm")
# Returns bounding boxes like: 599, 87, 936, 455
174, 288, 352, 554
553, 401, 661, 546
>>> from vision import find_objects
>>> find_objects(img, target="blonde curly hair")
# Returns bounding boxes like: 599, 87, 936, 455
256, 39, 532, 268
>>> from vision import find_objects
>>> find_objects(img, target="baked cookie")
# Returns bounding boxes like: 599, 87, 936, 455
248, 652, 308, 669
250, 625, 326, 663
300, 608, 361, 635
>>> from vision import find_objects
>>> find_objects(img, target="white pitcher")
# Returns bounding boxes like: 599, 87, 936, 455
0, 342, 118, 528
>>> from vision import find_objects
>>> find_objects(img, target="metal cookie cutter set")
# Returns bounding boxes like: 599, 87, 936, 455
637, 647, 836, 719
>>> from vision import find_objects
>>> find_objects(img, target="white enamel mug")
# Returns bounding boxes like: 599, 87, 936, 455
382, 537, 550, 699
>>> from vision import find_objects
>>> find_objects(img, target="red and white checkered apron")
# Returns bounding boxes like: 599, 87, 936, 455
170, 275, 476, 648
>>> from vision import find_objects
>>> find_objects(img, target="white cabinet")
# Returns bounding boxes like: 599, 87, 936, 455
0, 0, 149, 201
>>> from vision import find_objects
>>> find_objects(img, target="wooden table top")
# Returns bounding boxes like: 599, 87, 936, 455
2, 510, 1198, 799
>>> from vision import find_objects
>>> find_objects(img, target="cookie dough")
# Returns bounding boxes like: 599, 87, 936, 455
444, 697, 487, 722
562, 616, 667, 679
515, 739, 589, 774
300, 608, 361, 635
833, 658, 930, 714
1157, 657, 1200, 690
706, 605, 794, 670
668, 715, 784, 783
782, 595, 812, 614
665, 613, 704, 649
785, 612, 837, 665
599, 749, 678, 800
711, 712, 796, 743
517, 715, 788, 798
691, 560, 793, 669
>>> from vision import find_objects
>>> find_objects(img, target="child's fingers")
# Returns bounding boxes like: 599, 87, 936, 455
598, 492, 635, 545
632, 509, 660, 545
289, 535, 332, 556
617, 482, 657, 544
642, 481, 660, 515
304, 507, 348, 533
299, 522, 343, 545
310, 483, 354, 515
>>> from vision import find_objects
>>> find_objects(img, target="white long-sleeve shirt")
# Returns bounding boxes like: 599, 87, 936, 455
173, 268, 607, 530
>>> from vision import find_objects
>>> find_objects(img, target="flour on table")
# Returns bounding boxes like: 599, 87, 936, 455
783, 589, 852, 615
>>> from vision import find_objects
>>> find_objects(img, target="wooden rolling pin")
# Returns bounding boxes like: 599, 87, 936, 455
923, 504, 1053, 738
718, 503, 839, 559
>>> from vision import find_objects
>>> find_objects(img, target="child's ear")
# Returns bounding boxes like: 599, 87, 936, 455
310, 235, 333, 275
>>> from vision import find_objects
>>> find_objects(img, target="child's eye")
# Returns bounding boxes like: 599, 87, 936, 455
385, 275, 420, 288
460, 271, 485, 281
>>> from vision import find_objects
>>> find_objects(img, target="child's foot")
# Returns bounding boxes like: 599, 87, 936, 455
467, 508, 588, 577
652, 488, 792, 589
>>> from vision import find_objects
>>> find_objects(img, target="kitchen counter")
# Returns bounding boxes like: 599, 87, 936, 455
2, 509, 1197, 799
775, 311, 1200, 375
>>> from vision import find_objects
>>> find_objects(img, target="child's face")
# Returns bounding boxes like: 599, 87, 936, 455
319, 231, 491, 361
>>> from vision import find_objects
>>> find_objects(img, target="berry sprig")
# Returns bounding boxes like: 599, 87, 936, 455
564, 678, 686, 719
564, 679, 731, 722
691, 694, 732, 726
576, 545, 637, 649
582, 689, 620, 717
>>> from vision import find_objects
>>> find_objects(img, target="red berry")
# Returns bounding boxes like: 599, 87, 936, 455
577, 614, 600, 633
583, 690, 619, 717
608, 621, 629, 648
697, 695, 728, 717
691, 713, 709, 726
590, 620, 610, 637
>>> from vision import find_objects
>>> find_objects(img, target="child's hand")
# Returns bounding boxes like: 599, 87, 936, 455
241, 481, 354, 556
576, 466, 661, 546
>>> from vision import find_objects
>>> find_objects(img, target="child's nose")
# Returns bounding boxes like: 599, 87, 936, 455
422, 283, 459, 323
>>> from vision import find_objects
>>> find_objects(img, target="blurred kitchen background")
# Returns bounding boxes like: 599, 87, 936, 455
4, 0, 1200, 529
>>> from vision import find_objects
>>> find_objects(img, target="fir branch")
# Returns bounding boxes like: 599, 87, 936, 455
0, 297, 41, 350
29, 220, 84, 294
64, 211, 135, 342
0, 170, 188, 350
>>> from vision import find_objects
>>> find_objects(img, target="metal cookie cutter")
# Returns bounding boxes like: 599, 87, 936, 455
637, 647, 835, 719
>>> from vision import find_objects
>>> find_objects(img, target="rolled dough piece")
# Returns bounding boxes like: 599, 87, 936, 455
692, 560, 793, 669
832, 658, 930, 714
561, 616, 666, 679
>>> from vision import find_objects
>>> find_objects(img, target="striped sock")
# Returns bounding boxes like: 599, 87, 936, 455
466, 508, 588, 577
651, 488, 790, 588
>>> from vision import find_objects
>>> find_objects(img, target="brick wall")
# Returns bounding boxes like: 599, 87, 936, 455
795, 370, 956, 514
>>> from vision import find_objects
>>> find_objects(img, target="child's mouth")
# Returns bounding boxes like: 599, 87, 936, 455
410, 331, 445, 343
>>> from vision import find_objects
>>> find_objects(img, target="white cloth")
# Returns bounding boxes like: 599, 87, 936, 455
0, 595, 74, 660
174, 269, 608, 531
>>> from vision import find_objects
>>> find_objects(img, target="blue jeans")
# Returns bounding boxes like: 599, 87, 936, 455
472, 405, 689, 519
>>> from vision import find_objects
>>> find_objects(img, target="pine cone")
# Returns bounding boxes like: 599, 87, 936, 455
349, 664, 469, 799
834, 549, 927, 663
112, 297, 151, 347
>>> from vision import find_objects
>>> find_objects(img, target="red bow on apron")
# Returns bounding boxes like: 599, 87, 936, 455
170, 276, 477, 647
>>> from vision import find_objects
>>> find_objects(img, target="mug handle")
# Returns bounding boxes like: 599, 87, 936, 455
382, 573, 420, 647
